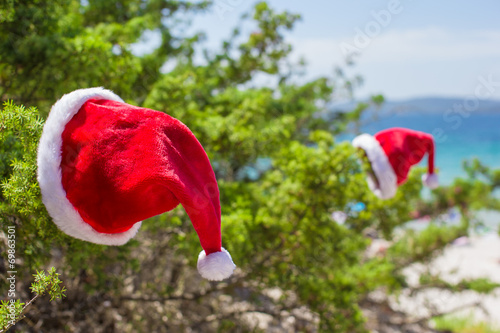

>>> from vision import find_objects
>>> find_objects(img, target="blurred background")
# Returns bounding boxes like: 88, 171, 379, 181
221, 0, 499, 183
133, 0, 500, 184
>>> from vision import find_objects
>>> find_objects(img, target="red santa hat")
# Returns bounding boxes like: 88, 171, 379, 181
352, 127, 439, 199
37, 87, 235, 281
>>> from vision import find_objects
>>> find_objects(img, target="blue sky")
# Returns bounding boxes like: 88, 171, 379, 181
180, 0, 500, 100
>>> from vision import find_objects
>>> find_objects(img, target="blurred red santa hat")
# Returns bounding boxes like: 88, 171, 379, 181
352, 127, 439, 199
37, 87, 235, 281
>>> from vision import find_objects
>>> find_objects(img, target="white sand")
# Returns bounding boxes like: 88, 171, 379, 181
392, 233, 500, 325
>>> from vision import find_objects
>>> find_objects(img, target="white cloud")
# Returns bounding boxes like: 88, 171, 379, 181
289, 28, 500, 99
364, 27, 500, 62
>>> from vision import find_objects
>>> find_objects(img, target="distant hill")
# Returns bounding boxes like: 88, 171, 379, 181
330, 97, 500, 116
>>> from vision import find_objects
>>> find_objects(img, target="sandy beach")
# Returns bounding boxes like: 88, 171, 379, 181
391, 232, 500, 325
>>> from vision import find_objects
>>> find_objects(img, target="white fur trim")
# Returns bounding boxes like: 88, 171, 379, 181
353, 134, 398, 200
197, 248, 235, 281
422, 173, 439, 189
37, 87, 142, 246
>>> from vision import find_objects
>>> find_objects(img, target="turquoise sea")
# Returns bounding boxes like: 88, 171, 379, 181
343, 112, 500, 185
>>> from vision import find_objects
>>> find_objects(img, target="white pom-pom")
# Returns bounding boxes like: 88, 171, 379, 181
197, 248, 235, 281
422, 173, 439, 189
